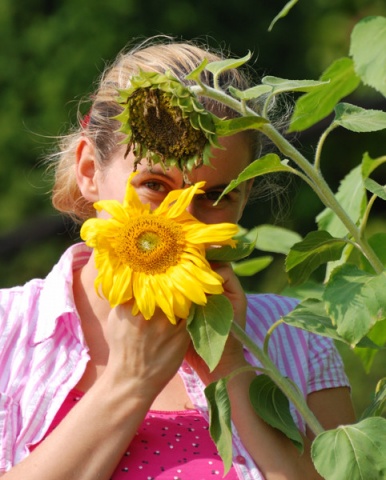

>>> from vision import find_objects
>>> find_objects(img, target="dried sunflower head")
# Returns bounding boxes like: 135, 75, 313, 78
114, 70, 220, 177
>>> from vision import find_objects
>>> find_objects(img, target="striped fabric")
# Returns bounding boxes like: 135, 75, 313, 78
0, 243, 349, 478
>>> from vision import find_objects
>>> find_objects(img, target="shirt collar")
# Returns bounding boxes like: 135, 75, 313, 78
32, 243, 92, 344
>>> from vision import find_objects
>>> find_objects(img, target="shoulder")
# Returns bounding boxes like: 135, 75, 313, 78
246, 293, 299, 329
0, 243, 89, 341
0, 279, 45, 326
0, 279, 45, 364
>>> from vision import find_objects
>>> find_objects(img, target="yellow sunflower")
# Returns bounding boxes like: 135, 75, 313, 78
80, 174, 238, 324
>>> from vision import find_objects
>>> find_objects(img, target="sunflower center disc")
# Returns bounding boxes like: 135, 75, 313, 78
137, 231, 161, 252
115, 216, 185, 275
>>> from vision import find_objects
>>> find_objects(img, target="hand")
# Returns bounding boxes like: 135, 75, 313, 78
186, 263, 249, 384
104, 302, 191, 400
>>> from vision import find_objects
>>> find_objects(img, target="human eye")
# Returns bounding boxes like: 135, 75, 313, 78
198, 189, 234, 207
201, 190, 223, 202
143, 180, 167, 193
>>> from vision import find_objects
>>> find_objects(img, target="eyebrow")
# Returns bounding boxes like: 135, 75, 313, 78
142, 167, 185, 188
204, 184, 242, 196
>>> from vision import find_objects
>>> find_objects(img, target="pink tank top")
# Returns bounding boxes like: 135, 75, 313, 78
31, 389, 239, 479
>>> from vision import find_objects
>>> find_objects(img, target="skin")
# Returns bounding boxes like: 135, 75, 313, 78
0, 134, 356, 480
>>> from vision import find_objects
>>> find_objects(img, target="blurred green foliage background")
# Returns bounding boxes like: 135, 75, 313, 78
0, 0, 385, 416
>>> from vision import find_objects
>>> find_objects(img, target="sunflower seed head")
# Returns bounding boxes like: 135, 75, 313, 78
115, 71, 219, 173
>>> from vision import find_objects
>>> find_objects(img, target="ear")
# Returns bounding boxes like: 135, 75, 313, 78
75, 138, 100, 203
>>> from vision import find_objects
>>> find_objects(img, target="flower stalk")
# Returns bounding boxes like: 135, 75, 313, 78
191, 82, 384, 275
231, 321, 325, 437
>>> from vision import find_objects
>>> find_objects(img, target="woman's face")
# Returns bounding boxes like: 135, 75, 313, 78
91, 133, 253, 225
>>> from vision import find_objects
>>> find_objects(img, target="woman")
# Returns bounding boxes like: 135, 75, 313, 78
0, 39, 355, 480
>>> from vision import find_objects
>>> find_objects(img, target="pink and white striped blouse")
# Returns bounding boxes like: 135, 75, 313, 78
0, 243, 349, 479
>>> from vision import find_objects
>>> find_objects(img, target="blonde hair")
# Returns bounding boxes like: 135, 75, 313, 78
51, 38, 262, 222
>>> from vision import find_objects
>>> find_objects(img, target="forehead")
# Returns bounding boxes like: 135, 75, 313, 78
139, 133, 251, 187
188, 134, 251, 185
107, 132, 252, 188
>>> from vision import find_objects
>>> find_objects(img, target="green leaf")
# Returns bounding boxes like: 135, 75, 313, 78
229, 84, 272, 101
205, 52, 252, 77
281, 281, 325, 301
285, 231, 347, 285
249, 375, 303, 451
268, 0, 299, 32
217, 154, 293, 202
232, 256, 273, 276
262, 76, 329, 94
333, 102, 386, 132
364, 177, 386, 201
360, 378, 386, 419
289, 57, 360, 132
215, 115, 268, 137
350, 16, 386, 97
360, 233, 386, 272
206, 239, 255, 263
186, 295, 233, 371
205, 379, 233, 474
282, 298, 346, 342
361, 152, 386, 179
284, 296, 380, 346
317, 165, 367, 238
283, 298, 381, 349
324, 264, 386, 346
312, 417, 386, 480
354, 318, 386, 373
184, 57, 209, 82
245, 225, 302, 255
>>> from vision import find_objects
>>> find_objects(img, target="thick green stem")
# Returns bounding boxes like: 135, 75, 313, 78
261, 123, 384, 274
192, 83, 384, 274
231, 322, 325, 437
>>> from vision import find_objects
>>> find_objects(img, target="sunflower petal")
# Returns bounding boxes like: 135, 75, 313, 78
123, 179, 151, 215
160, 182, 206, 219
93, 200, 128, 221
133, 273, 156, 320
84, 170, 238, 324
149, 275, 178, 324
184, 223, 238, 245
